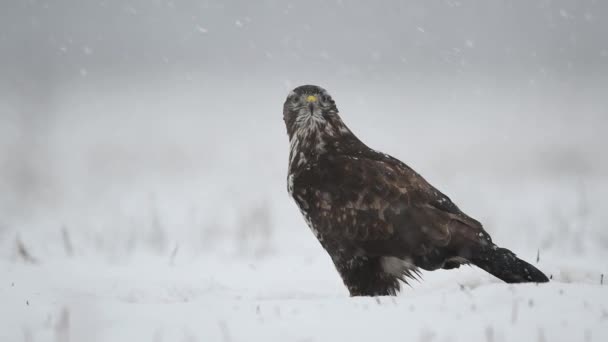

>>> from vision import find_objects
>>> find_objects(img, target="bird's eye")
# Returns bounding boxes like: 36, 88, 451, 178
291, 96, 300, 104
321, 95, 331, 103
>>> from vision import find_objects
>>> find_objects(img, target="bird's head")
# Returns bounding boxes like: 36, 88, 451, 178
283, 85, 340, 139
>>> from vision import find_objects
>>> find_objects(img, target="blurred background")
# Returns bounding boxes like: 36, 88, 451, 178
1, 0, 607, 262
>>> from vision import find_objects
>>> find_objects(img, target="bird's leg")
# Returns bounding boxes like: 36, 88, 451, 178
331, 255, 401, 296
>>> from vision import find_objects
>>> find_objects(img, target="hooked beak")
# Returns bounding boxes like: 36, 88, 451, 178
306, 95, 317, 115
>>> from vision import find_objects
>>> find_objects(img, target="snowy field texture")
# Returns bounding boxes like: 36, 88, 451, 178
1, 77, 607, 342
2, 1, 608, 341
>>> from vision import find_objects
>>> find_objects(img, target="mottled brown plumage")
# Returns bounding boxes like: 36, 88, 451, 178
284, 85, 549, 296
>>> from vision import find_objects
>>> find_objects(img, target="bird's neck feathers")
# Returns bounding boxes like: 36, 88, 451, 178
288, 112, 360, 172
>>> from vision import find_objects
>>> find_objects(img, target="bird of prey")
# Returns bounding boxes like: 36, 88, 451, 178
283, 85, 549, 297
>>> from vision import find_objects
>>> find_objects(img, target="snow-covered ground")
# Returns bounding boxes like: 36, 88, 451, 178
2, 256, 607, 342
1, 77, 607, 341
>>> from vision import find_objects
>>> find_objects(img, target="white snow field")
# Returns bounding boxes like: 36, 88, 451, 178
1, 77, 607, 342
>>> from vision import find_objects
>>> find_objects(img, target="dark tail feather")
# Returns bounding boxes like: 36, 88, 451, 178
471, 246, 549, 283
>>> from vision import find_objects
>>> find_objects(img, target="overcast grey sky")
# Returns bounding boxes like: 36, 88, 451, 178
1, 0, 606, 85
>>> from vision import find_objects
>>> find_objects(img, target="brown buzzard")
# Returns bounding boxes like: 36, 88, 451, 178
283, 85, 549, 296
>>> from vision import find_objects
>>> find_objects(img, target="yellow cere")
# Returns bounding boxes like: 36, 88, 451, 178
306, 95, 317, 103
